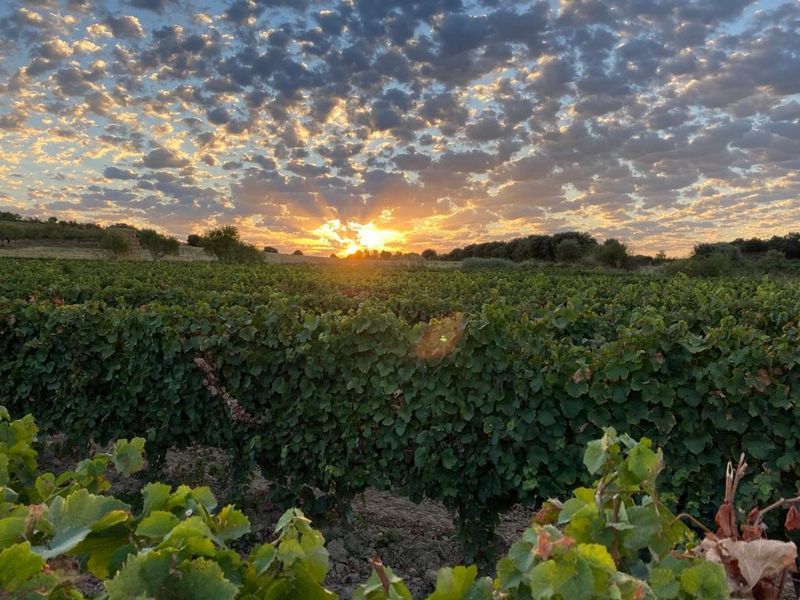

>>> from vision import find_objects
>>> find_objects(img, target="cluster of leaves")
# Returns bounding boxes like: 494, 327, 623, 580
2, 408, 738, 599
2, 261, 800, 560
197, 226, 264, 263
0, 406, 339, 599
137, 229, 180, 262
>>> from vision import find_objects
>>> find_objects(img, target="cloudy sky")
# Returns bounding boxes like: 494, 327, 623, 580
0, 0, 798, 255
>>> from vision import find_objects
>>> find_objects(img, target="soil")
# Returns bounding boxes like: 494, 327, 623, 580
37, 439, 533, 598
156, 446, 534, 597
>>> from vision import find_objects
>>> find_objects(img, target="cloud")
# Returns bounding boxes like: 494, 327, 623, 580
104, 16, 144, 38
142, 148, 191, 169
103, 166, 138, 180
0, 0, 798, 256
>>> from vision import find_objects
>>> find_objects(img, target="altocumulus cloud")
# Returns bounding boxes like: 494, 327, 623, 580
0, 0, 799, 255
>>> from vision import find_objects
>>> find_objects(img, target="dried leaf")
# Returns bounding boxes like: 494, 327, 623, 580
785, 506, 800, 532
699, 538, 797, 594
715, 502, 737, 539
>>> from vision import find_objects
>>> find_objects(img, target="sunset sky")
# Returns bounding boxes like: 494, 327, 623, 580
0, 0, 798, 256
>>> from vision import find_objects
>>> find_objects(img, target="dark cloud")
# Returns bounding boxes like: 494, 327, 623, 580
104, 15, 144, 38
103, 166, 139, 180
142, 148, 191, 169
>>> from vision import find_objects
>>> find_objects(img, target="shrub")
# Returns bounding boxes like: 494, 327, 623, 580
460, 257, 519, 269
292, 249, 303, 256
263, 246, 278, 253
201, 226, 262, 263
595, 238, 629, 268
99, 230, 130, 257
187, 233, 203, 247
553, 238, 581, 262
137, 228, 180, 261
421, 249, 438, 260
692, 242, 742, 262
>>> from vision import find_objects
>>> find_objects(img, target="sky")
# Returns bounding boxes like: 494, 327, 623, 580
0, 0, 799, 256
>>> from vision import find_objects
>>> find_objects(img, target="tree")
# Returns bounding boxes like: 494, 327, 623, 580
554, 238, 581, 262
263, 246, 278, 253
138, 229, 180, 261
99, 230, 130, 258
595, 238, 629, 269
202, 226, 240, 259
201, 226, 261, 263
421, 249, 438, 260
329, 253, 338, 259
380, 250, 393, 260
187, 234, 202, 247
292, 249, 303, 256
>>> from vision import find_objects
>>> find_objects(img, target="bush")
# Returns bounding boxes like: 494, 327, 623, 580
460, 257, 519, 269
201, 226, 262, 263
263, 246, 278, 253
99, 230, 130, 257
421, 249, 438, 260
553, 238, 581, 262
669, 252, 735, 277
138, 229, 180, 261
692, 242, 742, 262
292, 249, 303, 256
759, 249, 789, 273
187, 234, 203, 247
595, 238, 629, 268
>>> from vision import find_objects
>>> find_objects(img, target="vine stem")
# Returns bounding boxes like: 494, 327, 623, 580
752, 495, 800, 528
369, 556, 391, 593
672, 513, 713, 535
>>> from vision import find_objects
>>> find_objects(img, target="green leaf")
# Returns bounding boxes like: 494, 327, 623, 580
136, 510, 180, 539
106, 551, 238, 600
36, 489, 129, 559
141, 482, 171, 515
0, 516, 25, 549
0, 542, 47, 592
583, 439, 609, 475
260, 564, 337, 600
111, 438, 146, 476
214, 505, 251, 542
679, 561, 729, 599
352, 565, 412, 600
428, 566, 493, 600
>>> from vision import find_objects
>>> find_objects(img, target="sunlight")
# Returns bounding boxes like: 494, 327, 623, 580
312, 218, 404, 255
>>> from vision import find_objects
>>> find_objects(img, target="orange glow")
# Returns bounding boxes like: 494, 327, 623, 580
312, 219, 405, 255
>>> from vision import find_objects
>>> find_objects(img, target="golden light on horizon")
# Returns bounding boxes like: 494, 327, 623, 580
311, 219, 405, 255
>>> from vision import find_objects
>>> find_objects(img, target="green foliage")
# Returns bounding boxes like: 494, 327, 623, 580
554, 238, 581, 262
201, 226, 263, 263
137, 228, 180, 261
594, 239, 630, 269
98, 230, 131, 257
0, 409, 731, 599
2, 259, 800, 564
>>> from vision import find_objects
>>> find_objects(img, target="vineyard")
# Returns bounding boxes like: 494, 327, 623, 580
2, 257, 800, 597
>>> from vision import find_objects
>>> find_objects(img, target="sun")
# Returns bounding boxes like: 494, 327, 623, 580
354, 222, 394, 250
312, 218, 405, 255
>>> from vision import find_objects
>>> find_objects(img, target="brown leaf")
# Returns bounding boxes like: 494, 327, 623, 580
534, 501, 561, 526
699, 538, 797, 594
785, 505, 800, 532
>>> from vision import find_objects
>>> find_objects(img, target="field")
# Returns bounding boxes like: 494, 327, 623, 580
2, 257, 800, 596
